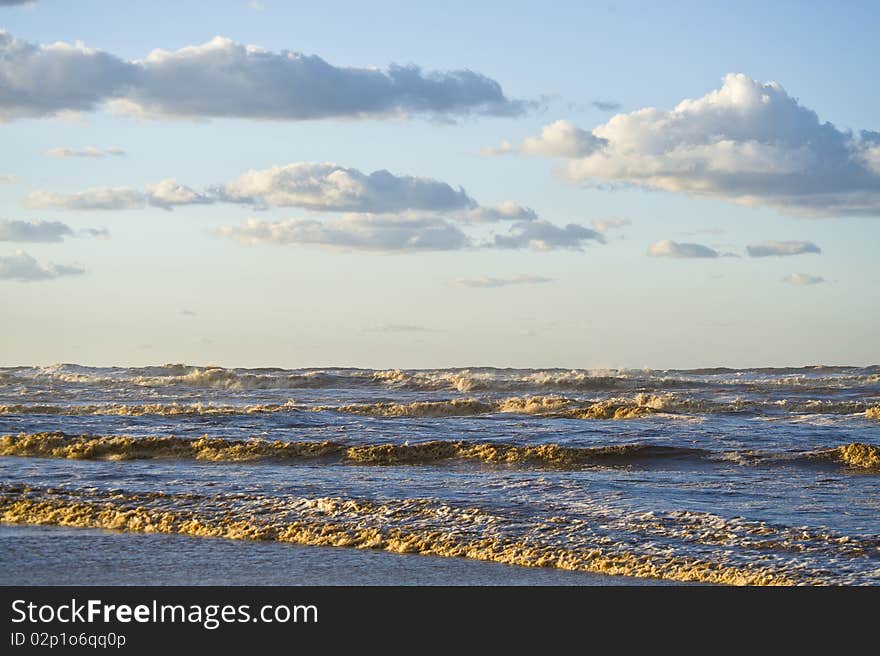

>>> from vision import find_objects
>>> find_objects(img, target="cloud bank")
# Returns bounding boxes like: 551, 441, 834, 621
647, 239, 719, 259
24, 160, 597, 253
0, 31, 526, 122
746, 240, 821, 257
504, 74, 880, 217
0, 250, 84, 281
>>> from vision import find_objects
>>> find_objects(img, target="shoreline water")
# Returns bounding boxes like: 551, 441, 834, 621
0, 524, 686, 586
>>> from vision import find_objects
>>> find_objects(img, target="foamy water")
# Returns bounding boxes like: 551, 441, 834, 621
1, 364, 878, 584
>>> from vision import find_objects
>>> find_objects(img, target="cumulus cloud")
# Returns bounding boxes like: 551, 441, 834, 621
23, 163, 536, 221
511, 74, 880, 217
782, 272, 825, 286
217, 215, 470, 253
647, 239, 719, 258
591, 216, 630, 233
46, 146, 125, 158
746, 240, 821, 257
0, 250, 84, 281
454, 274, 554, 288
0, 31, 526, 122
219, 163, 476, 213
493, 220, 602, 251
483, 120, 606, 158
23, 187, 146, 211
146, 179, 213, 209
0, 219, 73, 242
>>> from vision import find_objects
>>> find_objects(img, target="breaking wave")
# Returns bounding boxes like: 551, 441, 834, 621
0, 483, 814, 585
4, 364, 879, 393
2, 394, 878, 420
2, 433, 877, 472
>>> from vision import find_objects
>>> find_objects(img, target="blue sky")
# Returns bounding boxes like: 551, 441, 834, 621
1, 0, 878, 368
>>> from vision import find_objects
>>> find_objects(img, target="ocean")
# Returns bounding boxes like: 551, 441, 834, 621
1, 363, 878, 585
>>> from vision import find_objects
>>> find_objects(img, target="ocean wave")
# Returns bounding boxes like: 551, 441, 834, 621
2, 433, 877, 472
5, 364, 878, 393
0, 484, 806, 585
2, 394, 877, 420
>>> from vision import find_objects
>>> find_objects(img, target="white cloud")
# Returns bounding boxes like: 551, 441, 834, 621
0, 219, 73, 242
217, 215, 470, 253
146, 179, 212, 209
23, 187, 146, 211
647, 239, 719, 258
484, 120, 606, 158
522, 120, 606, 157
493, 220, 603, 251
0, 30, 526, 122
746, 240, 821, 257
46, 146, 125, 158
510, 74, 880, 217
782, 272, 825, 286
219, 163, 476, 213
465, 201, 538, 223
591, 217, 630, 233
0, 250, 84, 281
23, 163, 537, 222
0, 174, 17, 183
454, 275, 554, 288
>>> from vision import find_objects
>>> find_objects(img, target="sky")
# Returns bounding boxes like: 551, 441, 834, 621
1, 0, 878, 369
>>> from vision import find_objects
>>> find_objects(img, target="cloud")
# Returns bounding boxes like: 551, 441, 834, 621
0, 31, 526, 122
454, 274, 554, 288
746, 240, 821, 257
0, 174, 17, 183
493, 220, 603, 251
24, 163, 536, 220
592, 100, 621, 112
484, 120, 606, 158
0, 219, 73, 242
146, 179, 213, 209
217, 215, 470, 253
465, 201, 538, 223
647, 239, 719, 258
590, 216, 630, 233
46, 146, 125, 158
219, 163, 476, 213
22, 179, 212, 211
0, 250, 84, 281
513, 74, 880, 217
782, 272, 825, 286
23, 187, 147, 211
